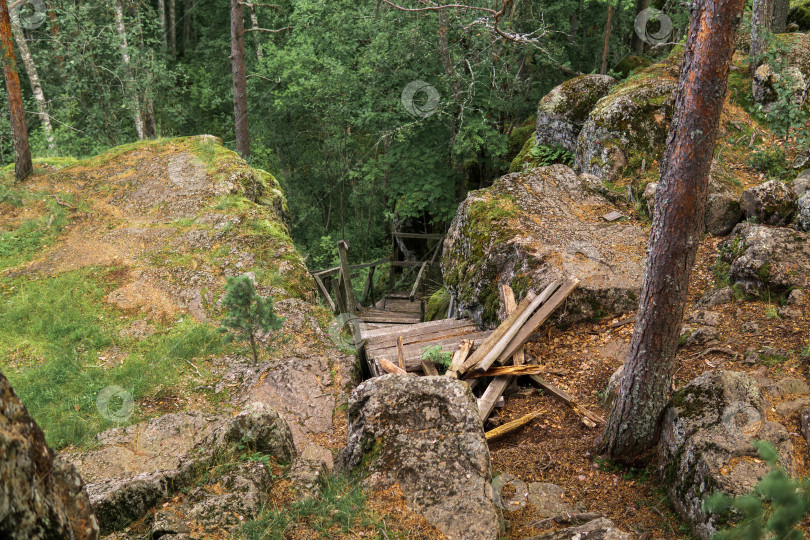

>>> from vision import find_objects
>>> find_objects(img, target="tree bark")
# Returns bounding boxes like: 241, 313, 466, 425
183, 0, 191, 55
599, 0, 745, 463
113, 1, 145, 140
771, 0, 789, 33
0, 0, 32, 181
600, 5, 613, 75
750, 0, 773, 76
630, 0, 649, 53
10, 18, 54, 152
157, 0, 167, 50
246, 1, 262, 60
231, 0, 249, 158
168, 0, 176, 58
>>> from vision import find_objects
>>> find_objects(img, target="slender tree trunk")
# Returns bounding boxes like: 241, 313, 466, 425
438, 7, 464, 197
10, 18, 54, 152
600, 0, 745, 463
157, 0, 167, 49
771, 0, 789, 33
631, 0, 649, 53
0, 0, 32, 181
246, 1, 262, 60
750, 0, 773, 76
600, 5, 613, 74
231, 0, 249, 158
168, 0, 176, 58
113, 1, 145, 140
183, 0, 191, 55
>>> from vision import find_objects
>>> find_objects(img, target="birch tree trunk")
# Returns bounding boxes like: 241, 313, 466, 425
600, 0, 745, 463
157, 0, 167, 51
246, 1, 262, 60
0, 0, 32, 180
113, 1, 145, 140
11, 18, 54, 151
231, 0, 250, 158
168, 0, 176, 58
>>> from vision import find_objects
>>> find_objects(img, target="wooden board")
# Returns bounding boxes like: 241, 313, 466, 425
367, 331, 493, 372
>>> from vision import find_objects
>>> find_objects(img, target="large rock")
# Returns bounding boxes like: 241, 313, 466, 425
659, 371, 795, 539
442, 165, 647, 328
752, 33, 810, 106
798, 193, 810, 231
793, 169, 810, 198
535, 75, 618, 153
0, 370, 100, 540
342, 375, 498, 540
739, 180, 797, 225
720, 223, 810, 295
71, 402, 295, 535
575, 51, 681, 182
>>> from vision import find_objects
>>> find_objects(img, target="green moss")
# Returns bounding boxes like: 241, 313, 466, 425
424, 287, 451, 322
614, 55, 653, 79
508, 131, 538, 173
789, 0, 810, 30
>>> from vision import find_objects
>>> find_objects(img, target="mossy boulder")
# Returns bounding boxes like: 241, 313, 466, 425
535, 74, 618, 153
740, 179, 797, 225
658, 370, 795, 539
788, 1, 810, 31
720, 223, 810, 295
441, 165, 647, 328
753, 33, 810, 106
508, 130, 538, 173
575, 48, 682, 182
613, 55, 653, 78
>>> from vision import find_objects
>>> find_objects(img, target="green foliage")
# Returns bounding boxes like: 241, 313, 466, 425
221, 275, 283, 364
704, 441, 810, 540
238, 471, 391, 539
424, 287, 451, 322
422, 345, 453, 374
530, 144, 575, 166
747, 148, 789, 180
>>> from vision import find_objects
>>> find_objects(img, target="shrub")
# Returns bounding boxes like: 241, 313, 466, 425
221, 275, 283, 364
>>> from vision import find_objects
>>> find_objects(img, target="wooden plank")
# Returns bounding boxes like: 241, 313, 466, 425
368, 332, 493, 371
396, 336, 405, 370
495, 278, 580, 365
364, 326, 486, 354
332, 274, 347, 315
446, 339, 474, 378
359, 313, 421, 324
501, 285, 525, 367
379, 358, 407, 375
313, 257, 390, 278
529, 375, 605, 427
421, 358, 439, 376
337, 240, 357, 313
485, 412, 541, 441
476, 281, 562, 372
469, 365, 547, 378
458, 291, 539, 374
312, 273, 336, 313
360, 318, 475, 341
364, 322, 478, 349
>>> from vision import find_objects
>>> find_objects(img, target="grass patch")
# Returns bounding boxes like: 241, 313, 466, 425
238, 472, 392, 539
0, 268, 226, 448
0, 195, 71, 270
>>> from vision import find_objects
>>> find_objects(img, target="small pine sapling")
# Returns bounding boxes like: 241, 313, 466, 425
704, 440, 810, 539
221, 275, 283, 364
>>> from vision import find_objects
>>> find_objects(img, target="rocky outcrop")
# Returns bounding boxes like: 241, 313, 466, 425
793, 169, 810, 198
535, 75, 618, 153
575, 51, 681, 182
658, 371, 795, 539
342, 375, 499, 540
71, 402, 295, 535
752, 33, 810, 107
720, 223, 810, 295
740, 180, 797, 225
798, 193, 810, 231
0, 370, 99, 540
442, 165, 647, 328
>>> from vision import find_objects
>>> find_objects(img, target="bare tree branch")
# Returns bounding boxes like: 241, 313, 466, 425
244, 25, 294, 33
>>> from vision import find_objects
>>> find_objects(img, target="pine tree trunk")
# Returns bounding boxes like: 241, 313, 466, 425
11, 19, 54, 152
600, 0, 745, 463
0, 0, 32, 181
168, 0, 176, 58
231, 0, 249, 159
113, 1, 145, 140
771, 0, 789, 33
750, 0, 773, 76
183, 0, 191, 55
